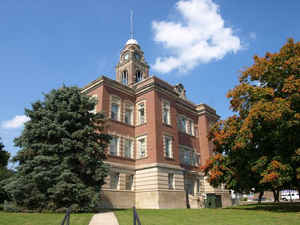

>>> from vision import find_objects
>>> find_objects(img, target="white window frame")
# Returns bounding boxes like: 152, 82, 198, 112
177, 115, 194, 136
109, 136, 120, 156
110, 172, 119, 190
179, 145, 200, 166
125, 174, 134, 191
110, 95, 121, 121
89, 94, 98, 114
136, 100, 146, 125
168, 173, 175, 190
162, 99, 171, 125
122, 70, 128, 85
196, 179, 200, 194
136, 70, 143, 82
163, 135, 173, 159
123, 138, 134, 159
136, 135, 147, 159
124, 101, 134, 125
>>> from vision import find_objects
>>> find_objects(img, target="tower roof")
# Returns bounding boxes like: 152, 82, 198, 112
126, 39, 139, 45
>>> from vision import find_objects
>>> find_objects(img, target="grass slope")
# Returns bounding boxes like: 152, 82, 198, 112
0, 212, 93, 225
114, 203, 300, 225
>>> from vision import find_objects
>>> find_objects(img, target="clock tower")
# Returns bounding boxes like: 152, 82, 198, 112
116, 39, 149, 86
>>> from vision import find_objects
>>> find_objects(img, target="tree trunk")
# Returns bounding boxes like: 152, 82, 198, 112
258, 191, 264, 204
272, 189, 280, 203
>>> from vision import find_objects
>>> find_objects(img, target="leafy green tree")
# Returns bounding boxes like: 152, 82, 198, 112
203, 39, 300, 202
4, 86, 111, 211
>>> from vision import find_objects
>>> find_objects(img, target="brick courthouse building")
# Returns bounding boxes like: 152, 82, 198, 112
82, 38, 230, 208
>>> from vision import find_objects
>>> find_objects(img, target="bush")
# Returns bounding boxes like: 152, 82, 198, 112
242, 197, 248, 201
3, 201, 20, 212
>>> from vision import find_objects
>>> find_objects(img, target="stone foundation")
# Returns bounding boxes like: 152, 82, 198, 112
100, 164, 232, 209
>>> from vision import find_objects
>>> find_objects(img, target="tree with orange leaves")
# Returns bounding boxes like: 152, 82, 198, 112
202, 39, 300, 202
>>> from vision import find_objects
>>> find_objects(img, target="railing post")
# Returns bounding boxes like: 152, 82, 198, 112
133, 206, 142, 225
133, 206, 136, 225
61, 207, 71, 225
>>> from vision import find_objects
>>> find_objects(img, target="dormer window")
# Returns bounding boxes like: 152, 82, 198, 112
136, 71, 143, 82
122, 70, 128, 85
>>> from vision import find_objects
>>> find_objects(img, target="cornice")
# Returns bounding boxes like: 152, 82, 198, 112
81, 76, 219, 120
104, 161, 185, 171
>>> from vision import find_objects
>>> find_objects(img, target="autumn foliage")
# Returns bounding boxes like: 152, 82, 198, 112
202, 39, 300, 199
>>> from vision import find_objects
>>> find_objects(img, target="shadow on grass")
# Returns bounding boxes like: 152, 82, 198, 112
226, 202, 300, 213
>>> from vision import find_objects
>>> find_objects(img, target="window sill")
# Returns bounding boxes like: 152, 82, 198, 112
163, 123, 172, 128
179, 163, 199, 168
108, 155, 135, 161
136, 156, 148, 160
135, 123, 147, 127
109, 118, 135, 127
178, 130, 195, 137
164, 157, 175, 161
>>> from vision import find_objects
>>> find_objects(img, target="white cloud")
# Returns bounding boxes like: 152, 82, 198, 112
1, 115, 30, 129
152, 0, 242, 74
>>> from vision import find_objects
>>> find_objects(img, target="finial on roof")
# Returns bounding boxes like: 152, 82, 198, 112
130, 10, 134, 39
126, 10, 138, 45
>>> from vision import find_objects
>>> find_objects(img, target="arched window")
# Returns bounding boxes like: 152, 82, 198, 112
122, 70, 128, 85
135, 70, 143, 82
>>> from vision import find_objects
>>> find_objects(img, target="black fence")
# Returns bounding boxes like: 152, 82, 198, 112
61, 207, 71, 225
133, 206, 142, 225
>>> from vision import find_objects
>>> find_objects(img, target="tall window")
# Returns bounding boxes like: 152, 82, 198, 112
164, 135, 173, 158
180, 146, 199, 166
124, 102, 133, 125
137, 136, 147, 159
110, 172, 119, 189
168, 173, 174, 189
180, 117, 186, 132
89, 94, 98, 114
125, 175, 134, 190
136, 71, 143, 82
177, 115, 194, 136
187, 119, 194, 135
122, 70, 128, 85
109, 136, 119, 156
183, 149, 191, 165
196, 179, 200, 193
137, 101, 146, 125
124, 138, 133, 158
162, 100, 171, 125
111, 96, 120, 121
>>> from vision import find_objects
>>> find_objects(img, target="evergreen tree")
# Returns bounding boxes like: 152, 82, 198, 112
4, 86, 111, 211
0, 138, 13, 203
0, 138, 9, 168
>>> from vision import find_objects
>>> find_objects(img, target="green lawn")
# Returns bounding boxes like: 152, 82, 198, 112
114, 203, 300, 225
0, 212, 93, 225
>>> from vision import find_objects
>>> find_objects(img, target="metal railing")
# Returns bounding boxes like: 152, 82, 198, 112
133, 206, 142, 225
61, 207, 71, 225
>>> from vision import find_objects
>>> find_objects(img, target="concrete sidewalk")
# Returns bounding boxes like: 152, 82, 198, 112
88, 212, 119, 225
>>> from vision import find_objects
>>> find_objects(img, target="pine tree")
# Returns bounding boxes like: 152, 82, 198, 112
0, 138, 9, 169
4, 86, 111, 211
0, 138, 12, 203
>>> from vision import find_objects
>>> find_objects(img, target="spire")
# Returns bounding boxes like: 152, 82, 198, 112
126, 10, 138, 45
130, 10, 134, 39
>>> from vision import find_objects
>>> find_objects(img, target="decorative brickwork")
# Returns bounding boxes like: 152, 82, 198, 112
82, 39, 231, 209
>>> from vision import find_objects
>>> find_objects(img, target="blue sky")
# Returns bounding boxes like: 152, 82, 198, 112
1, 0, 300, 161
